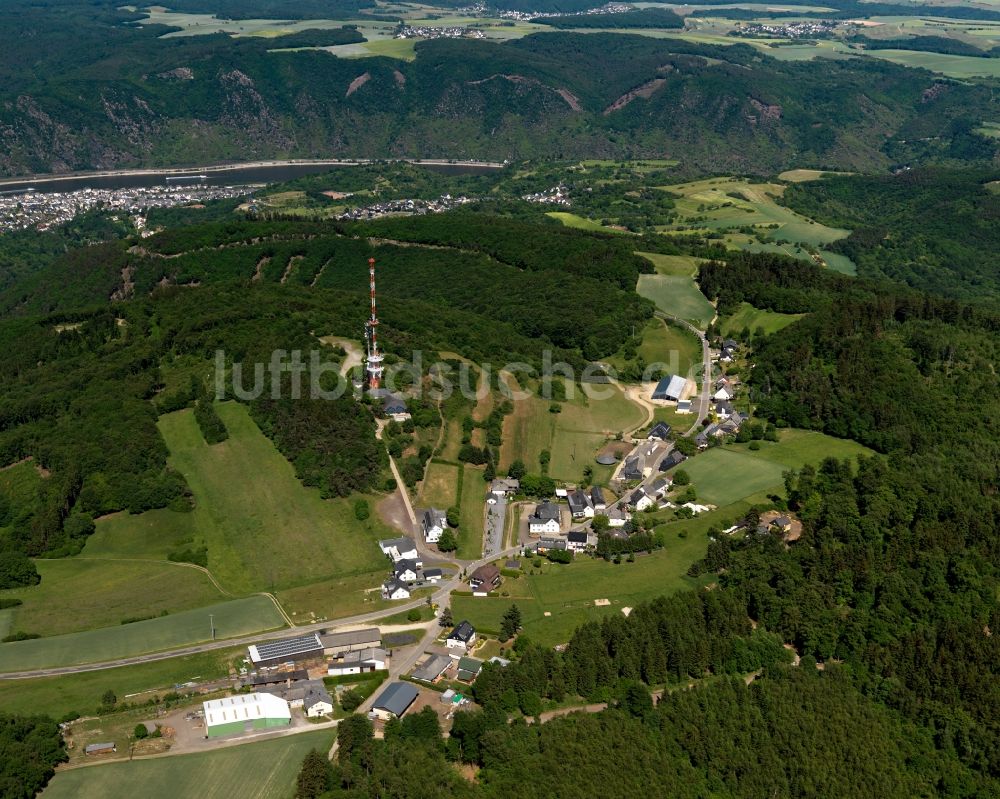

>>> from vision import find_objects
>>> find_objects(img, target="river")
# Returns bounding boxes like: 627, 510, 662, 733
0, 159, 504, 195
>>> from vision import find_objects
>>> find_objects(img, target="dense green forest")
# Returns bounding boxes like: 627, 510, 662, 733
781, 169, 1000, 303
852, 34, 993, 57
0, 208, 655, 561
1, 0, 999, 175
313, 666, 981, 797
286, 242, 1000, 798
2, 213, 651, 358
3, 156, 1000, 795
0, 713, 66, 799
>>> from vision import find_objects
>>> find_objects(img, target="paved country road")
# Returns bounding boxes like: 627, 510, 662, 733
0, 545, 523, 681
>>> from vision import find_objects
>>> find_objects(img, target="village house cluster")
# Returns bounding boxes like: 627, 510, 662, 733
521, 185, 570, 205
0, 184, 254, 232
494, 2, 631, 21
731, 20, 842, 39
331, 194, 476, 221
396, 25, 486, 39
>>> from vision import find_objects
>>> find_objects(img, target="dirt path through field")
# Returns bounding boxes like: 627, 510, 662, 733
317, 336, 362, 377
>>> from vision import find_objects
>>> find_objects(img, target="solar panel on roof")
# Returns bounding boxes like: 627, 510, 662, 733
249, 634, 323, 663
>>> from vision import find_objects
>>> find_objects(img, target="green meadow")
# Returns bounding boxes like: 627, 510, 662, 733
0, 595, 283, 673
459, 464, 487, 559
636, 274, 716, 326
157, 402, 391, 594
501, 378, 647, 483
653, 177, 856, 274
721, 302, 805, 337
607, 317, 702, 381
0, 648, 239, 719
42, 729, 336, 799
636, 252, 706, 277
0, 460, 44, 543
451, 525, 710, 647
418, 461, 461, 509
0, 559, 225, 638
545, 211, 620, 232
683, 430, 874, 507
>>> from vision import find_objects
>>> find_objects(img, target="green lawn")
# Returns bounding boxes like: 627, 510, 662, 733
0, 648, 239, 719
0, 559, 225, 637
418, 461, 460, 509
682, 429, 874, 507
451, 526, 709, 647
864, 47, 1000, 78
681, 448, 788, 507
158, 402, 391, 594
721, 302, 805, 337
502, 380, 647, 483
0, 460, 44, 543
42, 729, 336, 799
0, 595, 283, 673
501, 378, 646, 483
275, 572, 429, 624
646, 321, 703, 379
778, 169, 837, 183
86, 509, 198, 559
458, 464, 486, 559
499, 378, 556, 475
604, 317, 702, 381
636, 251, 704, 277
636, 274, 715, 327
819, 251, 857, 276
726, 429, 873, 468
546, 211, 620, 232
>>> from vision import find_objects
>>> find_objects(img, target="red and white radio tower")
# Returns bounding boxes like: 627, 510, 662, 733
364, 257, 384, 391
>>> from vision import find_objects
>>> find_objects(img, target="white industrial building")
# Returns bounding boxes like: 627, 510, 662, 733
202, 693, 291, 738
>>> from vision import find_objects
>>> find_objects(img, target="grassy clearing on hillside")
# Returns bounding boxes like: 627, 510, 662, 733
636, 251, 704, 276
159, 402, 391, 594
545, 211, 619, 232
604, 316, 702, 381
682, 430, 874, 507
653, 177, 855, 274
721, 302, 805, 337
1, 559, 224, 637
681, 449, 788, 507
820, 251, 857, 275
498, 377, 555, 475
778, 169, 848, 182
418, 461, 460, 509
727, 429, 873, 467
659, 177, 849, 245
359, 37, 418, 59
86, 509, 198, 559
458, 464, 486, 559
646, 321, 703, 379
864, 48, 1000, 78
42, 729, 336, 799
0, 460, 44, 542
450, 527, 709, 646
0, 595, 283, 673
501, 379, 646, 483
977, 122, 1000, 139
636, 274, 716, 326
0, 648, 239, 719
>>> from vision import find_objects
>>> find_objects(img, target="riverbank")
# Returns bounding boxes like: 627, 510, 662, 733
0, 158, 506, 192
